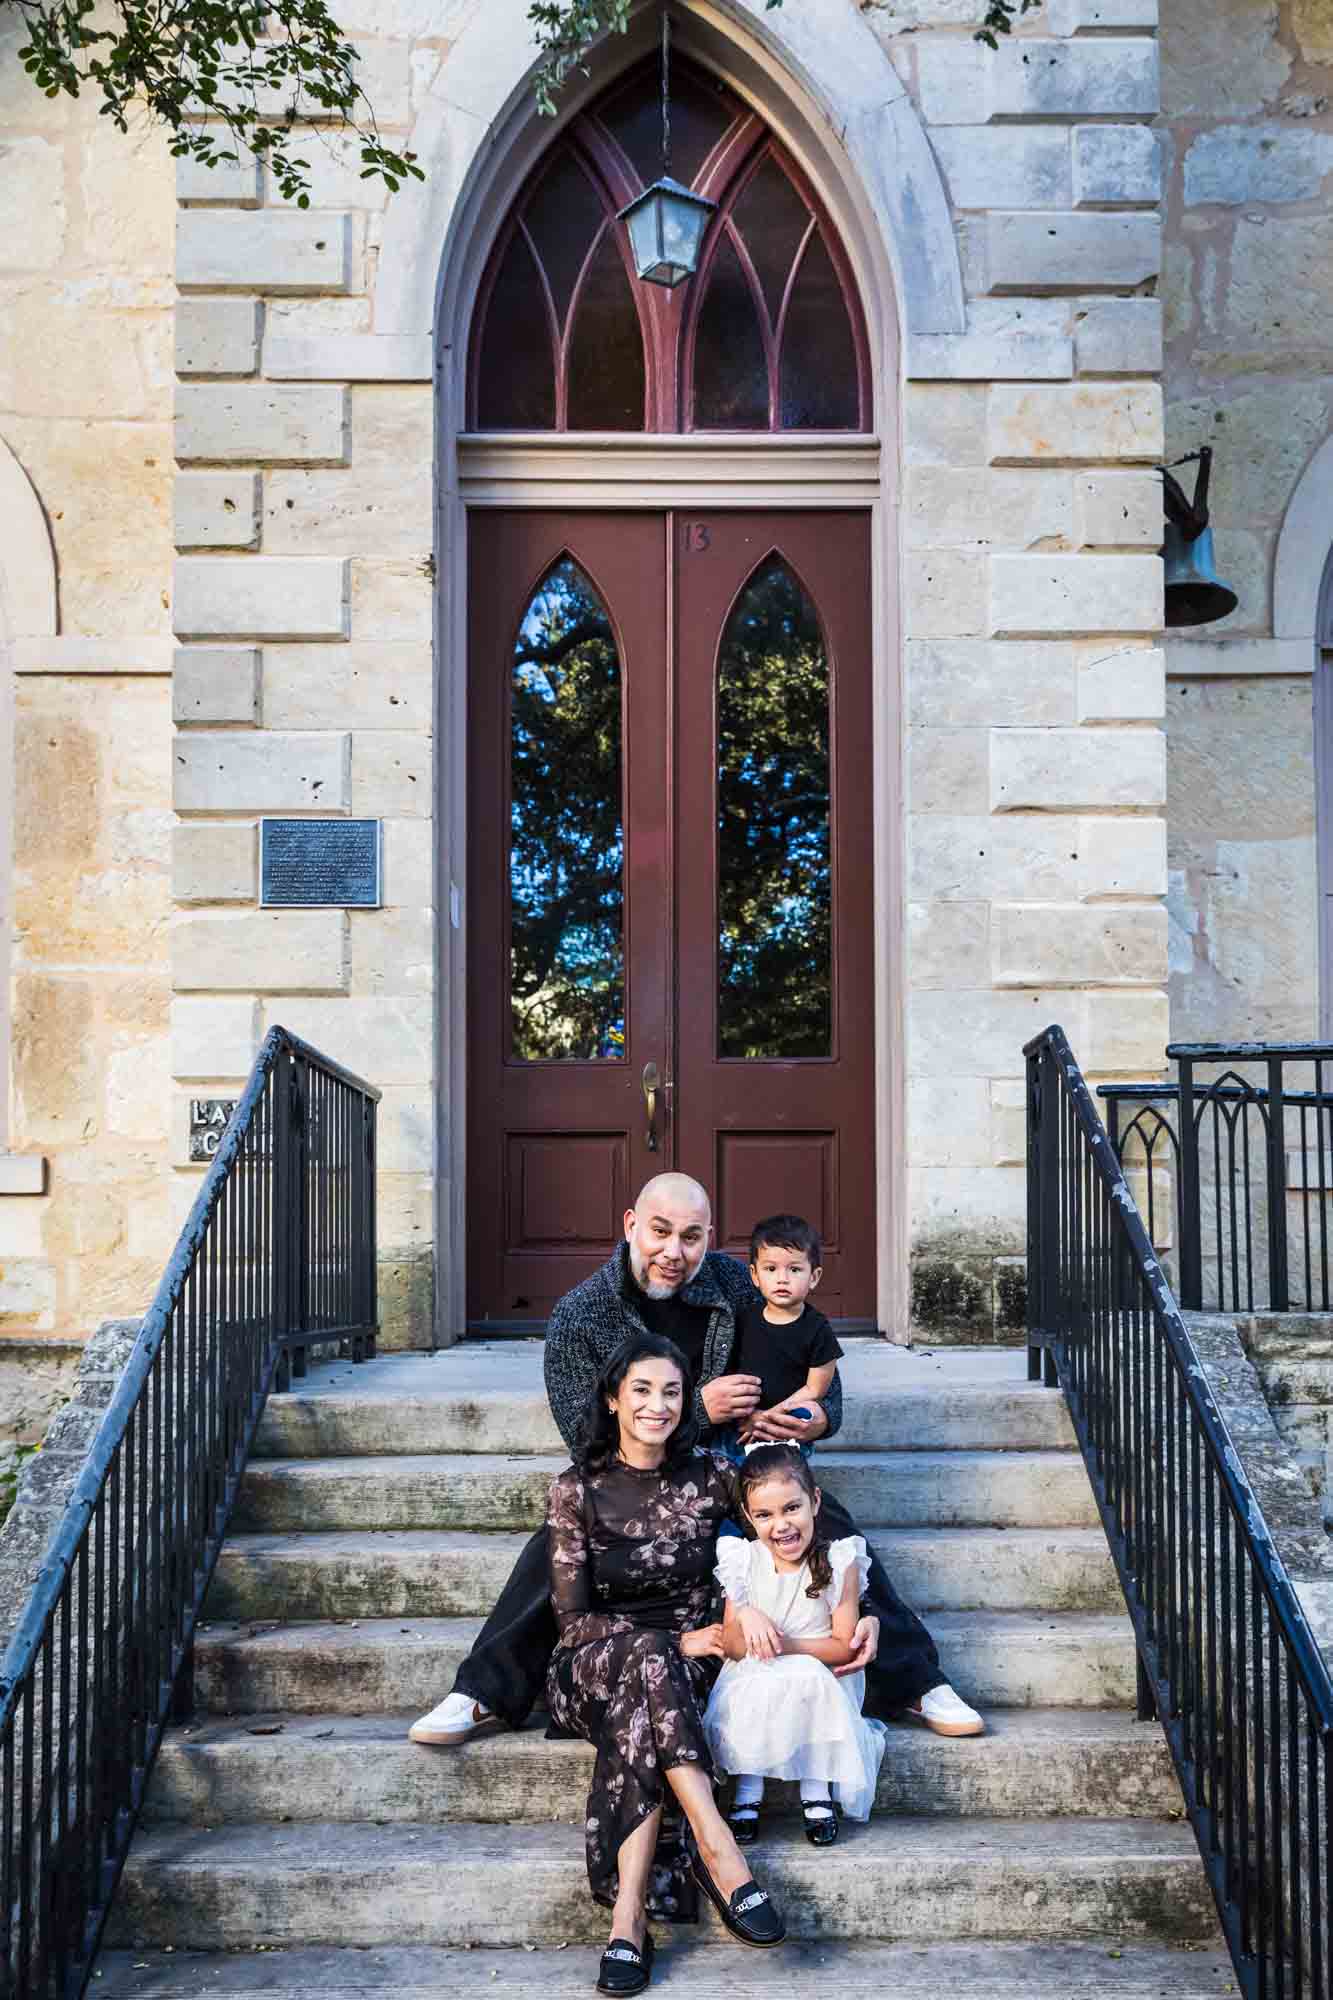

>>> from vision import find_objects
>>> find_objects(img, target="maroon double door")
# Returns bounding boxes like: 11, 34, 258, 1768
467, 510, 877, 1326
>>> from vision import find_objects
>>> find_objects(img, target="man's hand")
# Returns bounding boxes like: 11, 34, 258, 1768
743, 1400, 828, 1446
736, 1606, 782, 1661
701, 1373, 763, 1425
680, 1623, 726, 1660
833, 1614, 879, 1678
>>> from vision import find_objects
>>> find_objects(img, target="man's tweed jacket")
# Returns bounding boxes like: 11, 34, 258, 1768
541, 1240, 845, 1455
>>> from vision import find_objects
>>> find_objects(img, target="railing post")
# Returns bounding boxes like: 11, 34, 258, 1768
1265, 1053, 1290, 1312
1177, 1054, 1203, 1311
271, 1043, 297, 1393
1026, 1044, 1043, 1383
364, 1094, 378, 1359
1027, 1040, 1059, 1386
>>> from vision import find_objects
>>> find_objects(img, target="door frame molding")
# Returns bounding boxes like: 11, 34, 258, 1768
441, 436, 907, 1341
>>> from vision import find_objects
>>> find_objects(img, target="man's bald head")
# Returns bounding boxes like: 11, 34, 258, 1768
624, 1174, 713, 1299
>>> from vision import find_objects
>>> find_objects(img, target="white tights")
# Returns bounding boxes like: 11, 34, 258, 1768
732, 1775, 832, 1809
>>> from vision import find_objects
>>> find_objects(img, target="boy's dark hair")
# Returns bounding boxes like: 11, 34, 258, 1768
736, 1444, 832, 1598
577, 1331, 700, 1475
748, 1212, 822, 1269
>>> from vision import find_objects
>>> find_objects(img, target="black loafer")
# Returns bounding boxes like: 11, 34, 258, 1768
596, 1933, 654, 1996
692, 1859, 786, 1947
802, 1802, 838, 1847
728, 1804, 761, 1847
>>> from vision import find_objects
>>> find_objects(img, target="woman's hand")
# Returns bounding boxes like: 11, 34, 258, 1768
743, 1400, 828, 1446
679, 1623, 726, 1660
736, 1606, 782, 1661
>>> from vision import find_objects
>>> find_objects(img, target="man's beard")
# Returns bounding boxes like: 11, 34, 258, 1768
628, 1240, 684, 1299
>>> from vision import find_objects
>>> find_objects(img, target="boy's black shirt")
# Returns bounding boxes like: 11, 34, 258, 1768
732, 1301, 843, 1411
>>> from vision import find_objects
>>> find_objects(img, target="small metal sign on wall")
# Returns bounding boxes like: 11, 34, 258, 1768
260, 819, 382, 908
190, 1099, 236, 1162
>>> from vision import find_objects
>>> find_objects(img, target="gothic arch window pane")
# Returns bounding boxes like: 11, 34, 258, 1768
693, 233, 768, 430
716, 557, 832, 1059
730, 152, 812, 324
476, 229, 556, 429
566, 232, 647, 430
595, 64, 737, 189
524, 150, 609, 333
779, 231, 859, 430
510, 559, 625, 1061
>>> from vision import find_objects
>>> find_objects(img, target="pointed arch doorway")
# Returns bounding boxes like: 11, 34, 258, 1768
460, 56, 887, 1329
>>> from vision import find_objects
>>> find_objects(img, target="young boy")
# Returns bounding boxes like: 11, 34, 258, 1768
719, 1213, 843, 1463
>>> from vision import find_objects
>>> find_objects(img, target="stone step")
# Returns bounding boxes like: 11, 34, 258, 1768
193, 1611, 1137, 1715
92, 1939, 1237, 1999
206, 1526, 1120, 1622
109, 1816, 1216, 1950
144, 1707, 1180, 1827
232, 1450, 1098, 1534
254, 1378, 1077, 1461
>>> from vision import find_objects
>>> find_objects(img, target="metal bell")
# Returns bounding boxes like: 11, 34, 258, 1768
1161, 447, 1239, 627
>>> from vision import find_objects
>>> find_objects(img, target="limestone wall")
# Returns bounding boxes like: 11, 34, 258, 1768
1160, 0, 1333, 1043
0, 21, 176, 1342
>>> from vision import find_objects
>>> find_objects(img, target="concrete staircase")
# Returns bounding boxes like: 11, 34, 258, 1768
96, 1343, 1233, 1997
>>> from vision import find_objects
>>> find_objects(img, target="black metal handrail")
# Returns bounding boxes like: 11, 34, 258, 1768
0, 1028, 379, 1999
1027, 1024, 1333, 2000
1100, 1043, 1333, 1314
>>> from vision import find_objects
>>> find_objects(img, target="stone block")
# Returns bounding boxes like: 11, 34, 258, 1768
174, 558, 349, 640
908, 1076, 993, 1170
913, 40, 990, 125
0, 1156, 46, 1197
175, 298, 260, 376
1049, 0, 1157, 27
903, 468, 992, 551
903, 385, 989, 467
349, 561, 432, 642
177, 211, 351, 292
1183, 125, 1333, 206
991, 904, 1166, 987
908, 901, 990, 989
978, 214, 1160, 293
174, 472, 261, 549
904, 552, 987, 639
351, 732, 433, 817
171, 912, 349, 993
175, 154, 262, 204
1073, 126, 1162, 207
1083, 989, 1169, 1073
989, 471, 1075, 552
1076, 641, 1165, 721
170, 997, 262, 1080
349, 907, 433, 996
908, 729, 990, 813
0, 138, 66, 270
909, 812, 1087, 903
371, 1087, 434, 1176
1074, 472, 1163, 549
172, 822, 257, 904
380, 820, 433, 908
909, 1165, 1028, 1253
261, 644, 431, 731
988, 383, 1163, 463
991, 726, 1165, 812
176, 383, 348, 464
1073, 299, 1162, 376
257, 997, 432, 1088
989, 37, 1158, 118
929, 129, 1072, 211
906, 641, 1076, 727
1078, 815, 1168, 901
263, 334, 434, 381
990, 1079, 1028, 1169
173, 648, 261, 726
173, 732, 350, 813
990, 554, 1162, 635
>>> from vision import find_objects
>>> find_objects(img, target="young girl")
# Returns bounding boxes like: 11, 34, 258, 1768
704, 1443, 887, 1847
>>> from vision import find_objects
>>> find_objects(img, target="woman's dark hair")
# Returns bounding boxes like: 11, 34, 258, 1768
577, 1332, 700, 1475
736, 1444, 832, 1598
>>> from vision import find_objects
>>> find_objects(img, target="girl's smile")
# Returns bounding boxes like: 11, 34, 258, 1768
743, 1471, 821, 1571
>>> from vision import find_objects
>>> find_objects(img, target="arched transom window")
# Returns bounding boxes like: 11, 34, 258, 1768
470, 59, 870, 434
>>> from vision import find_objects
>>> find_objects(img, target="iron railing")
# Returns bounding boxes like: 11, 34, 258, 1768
1100, 1044, 1333, 1314
1027, 1024, 1333, 2000
0, 1028, 379, 1999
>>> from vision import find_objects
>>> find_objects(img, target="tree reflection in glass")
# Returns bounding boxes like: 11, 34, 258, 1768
510, 559, 625, 1061
717, 558, 832, 1059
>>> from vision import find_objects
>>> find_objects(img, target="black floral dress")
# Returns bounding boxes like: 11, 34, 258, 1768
545, 1449, 735, 1921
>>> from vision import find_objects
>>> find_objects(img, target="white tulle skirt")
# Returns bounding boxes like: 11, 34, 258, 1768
703, 1655, 887, 1822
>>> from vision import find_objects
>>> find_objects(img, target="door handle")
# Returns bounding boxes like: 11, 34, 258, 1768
642, 1061, 661, 1152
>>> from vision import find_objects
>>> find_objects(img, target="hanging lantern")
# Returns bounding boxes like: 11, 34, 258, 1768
617, 8, 715, 288
1161, 447, 1239, 627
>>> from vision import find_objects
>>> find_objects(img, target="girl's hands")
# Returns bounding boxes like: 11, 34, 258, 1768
680, 1623, 726, 1660
736, 1606, 782, 1661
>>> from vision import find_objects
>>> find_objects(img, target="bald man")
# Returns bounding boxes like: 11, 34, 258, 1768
409, 1175, 973, 1746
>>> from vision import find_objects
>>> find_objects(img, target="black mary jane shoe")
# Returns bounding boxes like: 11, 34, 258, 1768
802, 1802, 839, 1847
727, 1803, 761, 1847
596, 1932, 654, 1996
691, 1859, 786, 1948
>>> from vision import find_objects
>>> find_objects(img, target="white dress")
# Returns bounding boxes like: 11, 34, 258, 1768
703, 1535, 888, 1822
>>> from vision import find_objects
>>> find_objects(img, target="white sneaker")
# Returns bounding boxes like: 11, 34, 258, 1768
905, 1683, 985, 1737
408, 1691, 503, 1746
